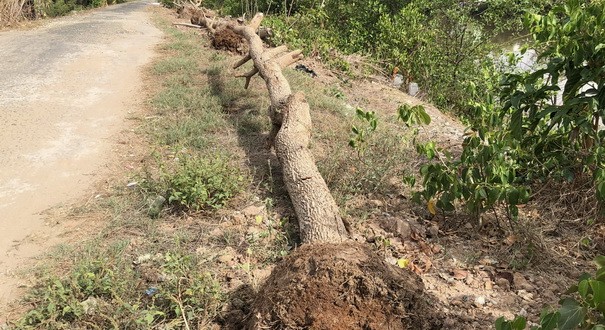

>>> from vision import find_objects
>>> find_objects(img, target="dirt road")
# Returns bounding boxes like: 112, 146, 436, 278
0, 1, 161, 315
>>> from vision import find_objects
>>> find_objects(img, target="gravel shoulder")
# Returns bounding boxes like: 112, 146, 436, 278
0, 1, 162, 316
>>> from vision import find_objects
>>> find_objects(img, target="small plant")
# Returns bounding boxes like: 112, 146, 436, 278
348, 107, 378, 156
398, 104, 431, 127
495, 256, 605, 330
329, 86, 345, 99
141, 152, 244, 212
144, 252, 224, 327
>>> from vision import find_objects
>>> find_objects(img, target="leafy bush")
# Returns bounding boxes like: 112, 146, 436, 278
142, 152, 244, 212
496, 256, 605, 330
410, 0, 605, 220
45, 0, 76, 17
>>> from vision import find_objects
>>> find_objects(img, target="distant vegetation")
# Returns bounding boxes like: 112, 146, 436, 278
201, 0, 558, 114
0, 0, 125, 26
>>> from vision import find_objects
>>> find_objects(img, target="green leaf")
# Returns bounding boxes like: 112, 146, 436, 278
419, 110, 431, 125
590, 280, 605, 305
594, 256, 605, 268
566, 284, 579, 294
509, 204, 519, 218
578, 279, 590, 299
540, 311, 560, 330
558, 298, 587, 330
508, 189, 520, 205
495, 317, 510, 330
595, 268, 605, 282
511, 316, 527, 329
510, 109, 523, 139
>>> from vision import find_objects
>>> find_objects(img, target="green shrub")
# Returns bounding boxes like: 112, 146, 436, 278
410, 0, 605, 221
142, 152, 244, 212
159, 0, 175, 9
45, 0, 76, 17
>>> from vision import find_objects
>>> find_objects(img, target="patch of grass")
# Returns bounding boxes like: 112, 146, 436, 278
285, 70, 350, 117
235, 110, 269, 136
14, 242, 223, 329
284, 69, 415, 203
204, 64, 251, 109
154, 115, 215, 149
152, 57, 197, 75
319, 128, 412, 200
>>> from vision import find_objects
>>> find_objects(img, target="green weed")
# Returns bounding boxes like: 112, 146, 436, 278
14, 244, 223, 329
141, 152, 244, 213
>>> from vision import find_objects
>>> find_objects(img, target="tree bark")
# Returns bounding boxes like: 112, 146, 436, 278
228, 13, 348, 243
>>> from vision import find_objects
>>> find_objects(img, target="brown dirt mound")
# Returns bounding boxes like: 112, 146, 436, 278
211, 28, 247, 54
238, 242, 443, 330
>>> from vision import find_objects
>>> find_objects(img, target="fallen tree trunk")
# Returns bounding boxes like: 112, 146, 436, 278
228, 13, 348, 243
218, 12, 443, 330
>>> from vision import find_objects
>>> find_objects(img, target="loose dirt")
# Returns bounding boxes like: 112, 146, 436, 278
0, 0, 162, 319
225, 242, 443, 330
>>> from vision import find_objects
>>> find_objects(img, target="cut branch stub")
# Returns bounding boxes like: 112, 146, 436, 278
229, 13, 348, 244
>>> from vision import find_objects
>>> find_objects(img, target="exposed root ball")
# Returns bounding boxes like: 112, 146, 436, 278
245, 242, 442, 329
211, 28, 247, 54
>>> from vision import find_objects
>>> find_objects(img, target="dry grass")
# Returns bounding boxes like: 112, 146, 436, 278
0, 0, 28, 26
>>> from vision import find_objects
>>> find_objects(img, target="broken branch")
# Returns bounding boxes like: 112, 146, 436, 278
172, 22, 202, 29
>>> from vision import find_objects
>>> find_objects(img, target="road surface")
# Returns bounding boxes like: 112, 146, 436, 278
0, 0, 161, 317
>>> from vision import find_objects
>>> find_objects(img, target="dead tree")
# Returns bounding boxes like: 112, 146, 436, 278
228, 14, 348, 243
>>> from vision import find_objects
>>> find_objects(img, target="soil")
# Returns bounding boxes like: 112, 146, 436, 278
223, 242, 443, 330
211, 28, 247, 54
0, 0, 161, 321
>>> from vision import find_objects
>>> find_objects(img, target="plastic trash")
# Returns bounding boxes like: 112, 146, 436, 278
392, 74, 403, 88
408, 82, 419, 96
145, 287, 158, 297
295, 64, 318, 78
